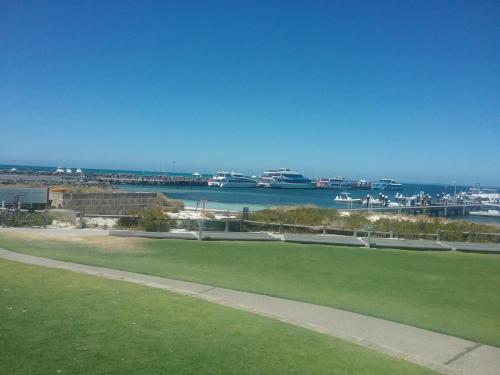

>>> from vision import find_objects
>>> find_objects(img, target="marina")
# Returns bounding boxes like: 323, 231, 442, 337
1, 165, 499, 223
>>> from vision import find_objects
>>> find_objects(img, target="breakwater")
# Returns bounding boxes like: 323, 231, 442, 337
0, 171, 209, 187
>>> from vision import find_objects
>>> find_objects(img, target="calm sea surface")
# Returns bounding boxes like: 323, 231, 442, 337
119, 184, 459, 207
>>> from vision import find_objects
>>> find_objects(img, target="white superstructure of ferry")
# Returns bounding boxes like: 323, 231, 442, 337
258, 168, 315, 189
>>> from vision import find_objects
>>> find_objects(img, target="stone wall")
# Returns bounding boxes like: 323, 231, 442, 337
49, 191, 164, 214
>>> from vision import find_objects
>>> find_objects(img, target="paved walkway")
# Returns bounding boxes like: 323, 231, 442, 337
1, 248, 499, 374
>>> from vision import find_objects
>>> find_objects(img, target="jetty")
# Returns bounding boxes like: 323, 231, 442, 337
0, 171, 209, 187
344, 203, 485, 217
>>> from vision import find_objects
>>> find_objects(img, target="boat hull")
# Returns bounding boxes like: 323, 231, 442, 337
219, 181, 257, 188
334, 199, 362, 203
265, 182, 316, 189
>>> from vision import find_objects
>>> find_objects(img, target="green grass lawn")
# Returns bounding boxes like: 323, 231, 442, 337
0, 259, 436, 375
1, 233, 500, 347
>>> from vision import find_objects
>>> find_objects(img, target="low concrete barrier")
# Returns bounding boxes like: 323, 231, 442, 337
108, 230, 500, 254
110, 230, 197, 240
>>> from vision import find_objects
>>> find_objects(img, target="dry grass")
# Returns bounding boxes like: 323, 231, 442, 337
0, 230, 146, 254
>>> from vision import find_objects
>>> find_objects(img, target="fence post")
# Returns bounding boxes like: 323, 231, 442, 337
43, 210, 48, 228
79, 211, 85, 229
279, 222, 284, 234
353, 230, 357, 237
242, 207, 249, 220
367, 225, 372, 248
225, 218, 229, 232
323, 225, 326, 235
198, 219, 203, 240
465, 231, 470, 242
186, 218, 191, 231
389, 230, 393, 239
437, 229, 441, 242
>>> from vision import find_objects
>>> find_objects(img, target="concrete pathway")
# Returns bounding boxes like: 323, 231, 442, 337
1, 248, 499, 375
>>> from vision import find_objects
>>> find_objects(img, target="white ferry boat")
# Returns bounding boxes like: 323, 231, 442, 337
258, 168, 315, 189
371, 178, 403, 191
316, 176, 351, 189
209, 171, 257, 188
220, 172, 257, 188
208, 171, 230, 187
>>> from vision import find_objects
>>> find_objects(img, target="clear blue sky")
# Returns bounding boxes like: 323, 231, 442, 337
1, 0, 499, 185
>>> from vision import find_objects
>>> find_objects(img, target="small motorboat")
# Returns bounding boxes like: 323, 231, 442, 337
363, 196, 384, 207
469, 210, 500, 218
334, 192, 362, 204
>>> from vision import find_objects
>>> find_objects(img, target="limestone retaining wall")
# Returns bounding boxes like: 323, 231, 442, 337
49, 191, 163, 214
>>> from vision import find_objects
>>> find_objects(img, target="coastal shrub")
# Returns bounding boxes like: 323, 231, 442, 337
440, 221, 499, 242
250, 206, 339, 226
166, 199, 185, 211
117, 209, 173, 232
117, 215, 139, 228
156, 193, 185, 212
138, 209, 174, 232
372, 217, 499, 242
340, 213, 371, 230
202, 210, 215, 219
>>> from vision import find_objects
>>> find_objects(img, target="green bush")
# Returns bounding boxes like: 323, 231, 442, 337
250, 206, 339, 226
341, 213, 371, 230
137, 209, 174, 232
372, 217, 499, 242
117, 209, 173, 232
116, 215, 139, 228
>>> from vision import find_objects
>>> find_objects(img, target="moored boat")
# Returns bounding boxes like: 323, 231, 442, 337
334, 192, 362, 204
469, 209, 500, 217
209, 171, 257, 188
316, 176, 351, 189
371, 178, 403, 191
259, 168, 315, 189
219, 172, 257, 188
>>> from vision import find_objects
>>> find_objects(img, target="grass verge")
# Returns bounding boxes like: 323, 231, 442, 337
0, 232, 499, 347
0, 259, 435, 375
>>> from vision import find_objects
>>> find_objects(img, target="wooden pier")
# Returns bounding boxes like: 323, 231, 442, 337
344, 204, 484, 217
